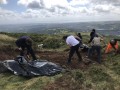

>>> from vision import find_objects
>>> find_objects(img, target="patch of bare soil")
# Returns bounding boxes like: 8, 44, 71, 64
0, 50, 106, 69
0, 51, 18, 61
37, 51, 88, 69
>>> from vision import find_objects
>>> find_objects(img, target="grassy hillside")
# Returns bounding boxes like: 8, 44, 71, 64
0, 32, 120, 90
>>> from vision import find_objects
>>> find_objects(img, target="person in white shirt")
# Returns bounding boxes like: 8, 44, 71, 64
63, 35, 82, 64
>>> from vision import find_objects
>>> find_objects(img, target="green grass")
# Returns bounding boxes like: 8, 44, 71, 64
0, 73, 62, 90
0, 32, 120, 90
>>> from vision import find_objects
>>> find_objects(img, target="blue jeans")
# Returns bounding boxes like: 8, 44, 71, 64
88, 45, 101, 63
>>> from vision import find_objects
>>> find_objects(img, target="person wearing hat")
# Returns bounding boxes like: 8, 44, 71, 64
15, 36, 37, 61
63, 35, 83, 64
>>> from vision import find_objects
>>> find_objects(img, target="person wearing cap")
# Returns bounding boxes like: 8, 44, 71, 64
15, 36, 37, 61
63, 35, 83, 64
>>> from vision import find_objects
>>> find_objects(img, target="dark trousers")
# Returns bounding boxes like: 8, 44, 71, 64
68, 44, 82, 63
88, 45, 101, 63
20, 46, 37, 60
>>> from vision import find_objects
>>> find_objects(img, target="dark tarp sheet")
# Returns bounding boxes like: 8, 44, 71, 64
2, 58, 63, 77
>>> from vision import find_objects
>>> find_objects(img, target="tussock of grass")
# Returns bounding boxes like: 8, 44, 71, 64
0, 73, 62, 90
89, 67, 112, 82
0, 34, 16, 41
112, 65, 120, 75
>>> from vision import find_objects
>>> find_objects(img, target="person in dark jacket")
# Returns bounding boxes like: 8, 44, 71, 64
77, 33, 82, 40
15, 36, 37, 61
88, 29, 97, 43
77, 32, 83, 45
63, 35, 83, 64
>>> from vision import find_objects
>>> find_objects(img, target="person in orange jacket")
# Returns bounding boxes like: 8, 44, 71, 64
105, 39, 120, 54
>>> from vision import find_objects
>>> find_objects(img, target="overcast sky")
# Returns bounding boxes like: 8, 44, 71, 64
0, 0, 120, 24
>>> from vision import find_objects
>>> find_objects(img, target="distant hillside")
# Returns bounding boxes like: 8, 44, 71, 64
0, 21, 120, 35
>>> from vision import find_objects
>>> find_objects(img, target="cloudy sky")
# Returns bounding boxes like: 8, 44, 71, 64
0, 0, 120, 24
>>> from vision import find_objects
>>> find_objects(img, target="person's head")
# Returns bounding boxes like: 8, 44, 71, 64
26, 38, 32, 46
110, 39, 115, 45
92, 29, 95, 32
78, 33, 81, 36
63, 35, 68, 40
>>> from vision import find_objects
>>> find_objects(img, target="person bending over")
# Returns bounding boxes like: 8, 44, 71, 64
105, 39, 120, 54
63, 35, 83, 64
15, 36, 37, 61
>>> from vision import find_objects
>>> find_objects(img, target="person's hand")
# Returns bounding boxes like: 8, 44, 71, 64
18, 48, 22, 51
15, 48, 22, 51
26, 54, 30, 59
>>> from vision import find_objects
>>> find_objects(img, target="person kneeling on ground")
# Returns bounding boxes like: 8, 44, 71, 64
63, 35, 83, 64
105, 39, 120, 54
15, 36, 37, 61
88, 35, 103, 64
